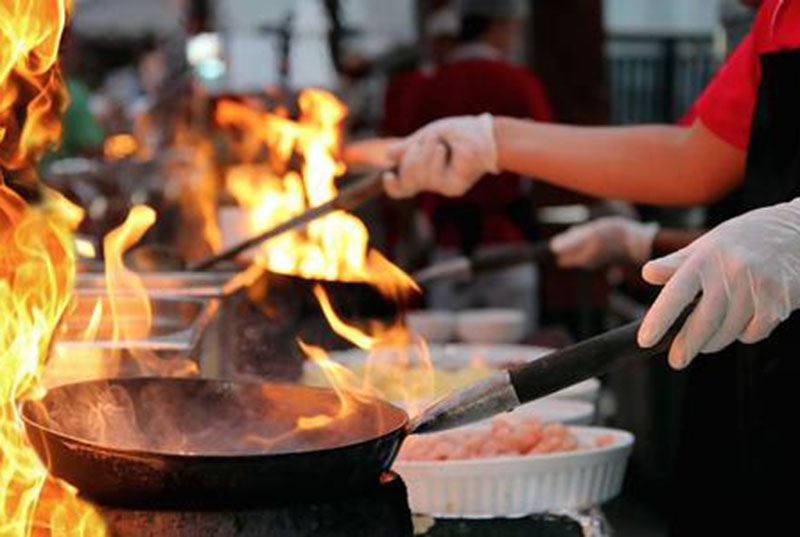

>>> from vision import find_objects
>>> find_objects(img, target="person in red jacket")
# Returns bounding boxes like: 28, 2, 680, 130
414, 0, 554, 328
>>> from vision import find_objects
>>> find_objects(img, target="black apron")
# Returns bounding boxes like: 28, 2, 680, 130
670, 50, 800, 536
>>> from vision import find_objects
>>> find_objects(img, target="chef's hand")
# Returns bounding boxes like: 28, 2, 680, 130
637, 199, 800, 369
343, 138, 402, 170
550, 217, 660, 269
383, 114, 498, 199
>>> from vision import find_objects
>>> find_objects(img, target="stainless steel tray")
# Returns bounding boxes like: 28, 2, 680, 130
55, 294, 219, 353
75, 271, 240, 299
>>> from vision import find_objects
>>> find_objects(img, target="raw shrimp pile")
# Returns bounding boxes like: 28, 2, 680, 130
398, 416, 615, 462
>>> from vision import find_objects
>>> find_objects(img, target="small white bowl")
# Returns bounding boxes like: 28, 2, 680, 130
456, 309, 527, 344
406, 311, 456, 343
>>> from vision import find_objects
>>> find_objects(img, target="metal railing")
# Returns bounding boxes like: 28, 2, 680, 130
606, 34, 717, 124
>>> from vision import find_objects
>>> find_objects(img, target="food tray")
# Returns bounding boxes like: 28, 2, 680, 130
56, 295, 216, 352
394, 427, 633, 518
75, 271, 239, 299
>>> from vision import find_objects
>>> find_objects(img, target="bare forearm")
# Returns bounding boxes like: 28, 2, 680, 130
495, 117, 745, 206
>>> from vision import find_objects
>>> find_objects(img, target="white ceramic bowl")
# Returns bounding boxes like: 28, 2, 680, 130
406, 310, 456, 343
513, 399, 595, 426
455, 309, 527, 344
394, 426, 634, 518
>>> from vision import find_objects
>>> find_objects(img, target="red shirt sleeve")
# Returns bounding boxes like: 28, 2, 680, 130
694, 34, 759, 150
524, 75, 555, 122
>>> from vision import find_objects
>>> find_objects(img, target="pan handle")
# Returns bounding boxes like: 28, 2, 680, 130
471, 241, 553, 274
509, 300, 696, 404
410, 299, 697, 435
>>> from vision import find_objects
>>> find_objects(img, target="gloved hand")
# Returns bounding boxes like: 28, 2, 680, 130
383, 114, 498, 199
637, 198, 800, 369
550, 217, 660, 269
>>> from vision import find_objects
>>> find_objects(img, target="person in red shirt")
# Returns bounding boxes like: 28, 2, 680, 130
383, 1, 800, 533
406, 0, 554, 327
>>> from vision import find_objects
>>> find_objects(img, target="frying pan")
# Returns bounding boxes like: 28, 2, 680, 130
21, 307, 691, 508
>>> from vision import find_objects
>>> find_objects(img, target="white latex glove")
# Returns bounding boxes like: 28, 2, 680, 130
550, 217, 660, 269
383, 114, 499, 199
637, 198, 800, 370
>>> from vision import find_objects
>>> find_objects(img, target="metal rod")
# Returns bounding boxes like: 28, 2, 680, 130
189, 172, 385, 272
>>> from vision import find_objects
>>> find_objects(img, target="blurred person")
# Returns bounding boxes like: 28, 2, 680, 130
412, 0, 553, 329
381, 0, 800, 533
382, 2, 460, 137
52, 32, 105, 160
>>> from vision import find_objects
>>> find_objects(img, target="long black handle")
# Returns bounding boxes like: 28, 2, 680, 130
471, 241, 554, 274
189, 172, 385, 272
509, 304, 694, 404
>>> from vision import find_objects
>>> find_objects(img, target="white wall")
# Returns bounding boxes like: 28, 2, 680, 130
214, 0, 417, 90
605, 0, 720, 36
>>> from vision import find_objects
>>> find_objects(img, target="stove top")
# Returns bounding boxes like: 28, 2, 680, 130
100, 473, 413, 537
92, 472, 592, 537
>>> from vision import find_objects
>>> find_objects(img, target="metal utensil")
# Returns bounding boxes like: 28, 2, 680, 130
413, 242, 553, 285
188, 172, 386, 272
410, 304, 694, 433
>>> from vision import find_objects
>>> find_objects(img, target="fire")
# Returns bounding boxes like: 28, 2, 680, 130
295, 342, 368, 431
1, 0, 106, 534
170, 126, 223, 260
102, 134, 138, 161
0, 186, 106, 536
0, 0, 72, 185
103, 205, 157, 343
310, 286, 434, 417
74, 239, 96, 259
217, 90, 418, 290
216, 90, 433, 421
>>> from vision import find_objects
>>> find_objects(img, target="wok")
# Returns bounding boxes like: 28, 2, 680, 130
22, 307, 690, 508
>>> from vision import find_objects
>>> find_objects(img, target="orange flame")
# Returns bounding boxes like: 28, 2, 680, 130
311, 286, 434, 417
102, 134, 138, 161
103, 205, 156, 343
1, 0, 106, 534
0, 0, 72, 184
217, 90, 418, 292
75, 239, 96, 259
295, 342, 370, 431
0, 186, 106, 536
101, 205, 197, 378
217, 91, 431, 438
170, 127, 223, 259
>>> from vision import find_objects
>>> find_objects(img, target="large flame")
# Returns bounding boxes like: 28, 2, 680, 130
0, 186, 106, 536
217, 90, 417, 291
215, 89, 434, 423
0, 0, 72, 184
312, 286, 434, 417
1, 0, 106, 534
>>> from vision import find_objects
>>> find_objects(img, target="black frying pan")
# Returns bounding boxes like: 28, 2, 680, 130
22, 307, 691, 508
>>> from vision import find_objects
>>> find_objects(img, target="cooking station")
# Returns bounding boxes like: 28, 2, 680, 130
90, 478, 595, 537
1, 2, 713, 536
25, 275, 622, 537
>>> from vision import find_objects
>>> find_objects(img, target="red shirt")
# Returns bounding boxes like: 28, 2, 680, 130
697, 0, 800, 150
414, 54, 554, 248
382, 69, 432, 137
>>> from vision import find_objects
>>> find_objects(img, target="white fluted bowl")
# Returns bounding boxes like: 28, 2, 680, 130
394, 426, 633, 518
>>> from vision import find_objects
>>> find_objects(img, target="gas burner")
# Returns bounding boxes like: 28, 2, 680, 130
99, 472, 413, 537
